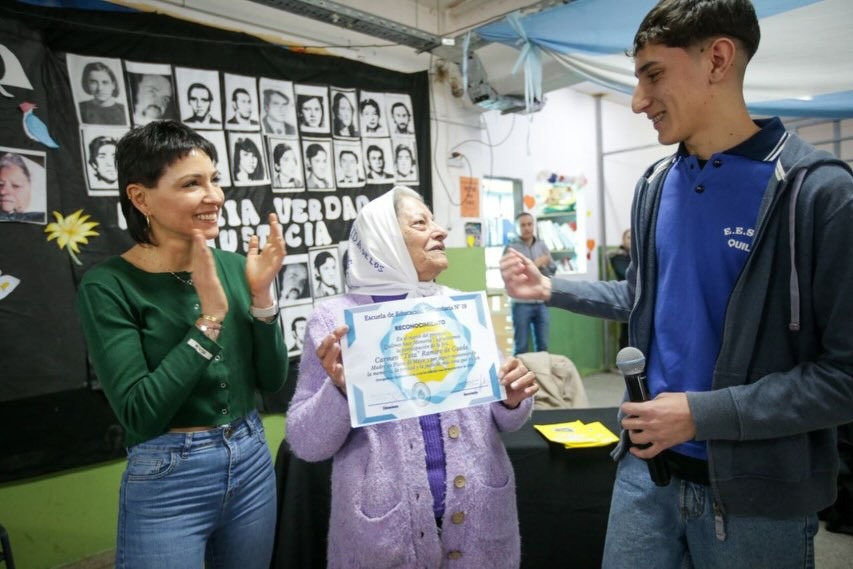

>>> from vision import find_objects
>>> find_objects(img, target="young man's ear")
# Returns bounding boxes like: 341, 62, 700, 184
707, 37, 737, 84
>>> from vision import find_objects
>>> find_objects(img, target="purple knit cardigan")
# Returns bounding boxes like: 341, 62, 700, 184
286, 294, 533, 569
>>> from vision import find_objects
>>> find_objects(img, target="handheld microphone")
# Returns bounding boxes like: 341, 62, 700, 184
615, 347, 671, 487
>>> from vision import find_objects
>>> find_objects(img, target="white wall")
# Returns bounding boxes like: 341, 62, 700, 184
428, 80, 673, 280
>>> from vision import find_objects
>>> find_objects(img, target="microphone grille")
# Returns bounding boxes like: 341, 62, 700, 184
616, 346, 646, 375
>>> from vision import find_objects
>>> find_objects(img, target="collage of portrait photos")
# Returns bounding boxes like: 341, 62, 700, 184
66, 54, 420, 199
67, 54, 418, 356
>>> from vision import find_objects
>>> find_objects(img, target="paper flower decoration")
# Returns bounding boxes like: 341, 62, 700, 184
44, 209, 100, 265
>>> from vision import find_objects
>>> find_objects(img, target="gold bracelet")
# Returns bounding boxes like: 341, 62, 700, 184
201, 313, 223, 324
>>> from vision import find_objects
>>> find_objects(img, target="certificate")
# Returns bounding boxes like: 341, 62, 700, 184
340, 291, 505, 427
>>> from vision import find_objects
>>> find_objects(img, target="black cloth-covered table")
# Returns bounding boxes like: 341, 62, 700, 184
271, 407, 620, 569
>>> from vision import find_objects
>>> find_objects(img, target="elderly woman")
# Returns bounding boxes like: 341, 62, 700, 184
287, 186, 538, 569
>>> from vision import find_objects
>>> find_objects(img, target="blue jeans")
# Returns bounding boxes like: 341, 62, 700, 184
603, 453, 818, 569
116, 410, 277, 569
511, 301, 549, 355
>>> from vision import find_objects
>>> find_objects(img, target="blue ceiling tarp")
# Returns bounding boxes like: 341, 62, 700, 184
477, 0, 853, 118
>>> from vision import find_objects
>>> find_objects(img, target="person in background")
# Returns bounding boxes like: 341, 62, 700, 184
365, 144, 393, 182
331, 93, 358, 137
79, 61, 126, 125
297, 94, 325, 130
505, 211, 554, 355
76, 120, 288, 568
227, 88, 258, 127
312, 250, 340, 297
287, 186, 538, 568
608, 228, 631, 349
87, 136, 118, 185
288, 316, 306, 354
304, 143, 332, 189
359, 98, 383, 135
232, 137, 264, 183
501, 1, 853, 567
261, 89, 296, 136
390, 101, 413, 134
271, 142, 303, 189
0, 153, 43, 222
393, 144, 417, 180
183, 83, 220, 126
336, 150, 364, 186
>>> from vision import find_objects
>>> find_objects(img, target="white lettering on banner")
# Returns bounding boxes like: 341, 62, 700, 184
241, 200, 261, 226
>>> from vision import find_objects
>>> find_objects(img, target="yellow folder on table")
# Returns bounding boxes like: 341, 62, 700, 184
534, 420, 619, 448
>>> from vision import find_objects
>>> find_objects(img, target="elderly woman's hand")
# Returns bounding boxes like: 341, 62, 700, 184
499, 356, 539, 409
316, 324, 349, 391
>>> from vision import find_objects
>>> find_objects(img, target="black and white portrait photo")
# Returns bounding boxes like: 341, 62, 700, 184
267, 137, 304, 192
386, 93, 414, 135
259, 78, 297, 136
330, 88, 359, 138
334, 140, 365, 188
359, 91, 388, 137
0, 146, 47, 224
362, 138, 394, 184
224, 74, 260, 130
302, 139, 335, 191
227, 132, 268, 187
391, 137, 418, 184
282, 303, 313, 357
338, 240, 350, 292
67, 54, 129, 126
294, 84, 330, 135
175, 67, 222, 128
80, 126, 126, 196
309, 247, 342, 299
277, 254, 311, 307
196, 130, 232, 188
125, 61, 178, 126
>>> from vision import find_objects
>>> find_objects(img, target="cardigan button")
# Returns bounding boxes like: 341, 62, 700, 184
448, 425, 460, 439
713, 159, 722, 167
695, 185, 705, 194
447, 550, 462, 561
453, 475, 466, 489
451, 511, 465, 524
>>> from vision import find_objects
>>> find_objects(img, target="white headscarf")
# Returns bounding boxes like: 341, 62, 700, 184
346, 187, 450, 298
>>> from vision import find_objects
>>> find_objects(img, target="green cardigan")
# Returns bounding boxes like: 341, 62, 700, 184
77, 249, 288, 447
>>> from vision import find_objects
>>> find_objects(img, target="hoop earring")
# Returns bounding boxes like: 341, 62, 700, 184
145, 215, 151, 229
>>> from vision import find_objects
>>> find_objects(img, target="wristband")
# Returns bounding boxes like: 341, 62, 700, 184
250, 303, 278, 319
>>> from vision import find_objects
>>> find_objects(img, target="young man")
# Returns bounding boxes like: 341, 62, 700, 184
504, 212, 554, 355
501, 1, 853, 567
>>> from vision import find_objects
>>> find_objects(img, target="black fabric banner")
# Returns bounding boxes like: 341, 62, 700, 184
0, 3, 430, 482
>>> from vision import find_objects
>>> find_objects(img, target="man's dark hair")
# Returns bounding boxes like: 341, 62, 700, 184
632, 0, 760, 61
338, 150, 358, 163
232, 88, 250, 103
305, 143, 326, 163
291, 316, 306, 333
273, 142, 294, 166
515, 211, 534, 221
391, 102, 409, 118
116, 121, 217, 245
87, 136, 117, 168
187, 82, 212, 101
314, 251, 335, 272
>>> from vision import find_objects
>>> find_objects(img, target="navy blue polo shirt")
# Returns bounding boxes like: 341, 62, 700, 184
647, 118, 787, 460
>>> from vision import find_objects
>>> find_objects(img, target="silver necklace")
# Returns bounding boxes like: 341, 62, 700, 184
170, 272, 193, 286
